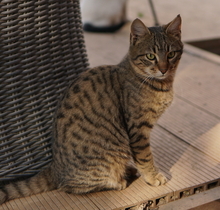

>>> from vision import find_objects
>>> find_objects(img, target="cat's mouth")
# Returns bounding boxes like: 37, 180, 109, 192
147, 72, 167, 80
156, 74, 167, 80
145, 69, 169, 80
139, 70, 169, 82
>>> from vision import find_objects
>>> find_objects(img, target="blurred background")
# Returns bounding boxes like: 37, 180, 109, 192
82, 0, 220, 66
127, 0, 219, 41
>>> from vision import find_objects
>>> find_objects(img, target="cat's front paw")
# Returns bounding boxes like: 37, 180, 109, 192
143, 172, 167, 187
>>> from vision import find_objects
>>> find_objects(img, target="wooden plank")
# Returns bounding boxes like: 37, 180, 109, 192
134, 178, 173, 201
126, 179, 150, 201
99, 190, 135, 210
104, 191, 128, 208
86, 192, 116, 210
23, 197, 38, 210
95, 192, 118, 210
122, 183, 147, 203
156, 148, 208, 186
117, 189, 137, 205
152, 148, 200, 190
56, 194, 80, 210
152, 141, 200, 191
26, 195, 44, 210
86, 192, 109, 210
80, 194, 98, 210
50, 191, 74, 210
154, 138, 218, 183
36, 192, 58, 210
175, 51, 220, 117
160, 186, 220, 210
190, 123, 220, 162
153, 129, 220, 194
0, 203, 10, 210
174, 142, 220, 179
152, 126, 220, 179
5, 200, 19, 210
158, 97, 220, 161
66, 193, 95, 210
14, 199, 29, 210
84, 182, 148, 210
102, 188, 133, 207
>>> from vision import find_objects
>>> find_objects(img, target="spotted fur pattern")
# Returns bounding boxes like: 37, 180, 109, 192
0, 15, 183, 204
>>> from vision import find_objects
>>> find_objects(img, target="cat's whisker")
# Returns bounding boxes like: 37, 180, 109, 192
138, 77, 148, 91
138, 74, 155, 91
147, 76, 155, 86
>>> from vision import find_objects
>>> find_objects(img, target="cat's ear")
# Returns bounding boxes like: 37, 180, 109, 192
130, 18, 150, 45
164, 15, 182, 39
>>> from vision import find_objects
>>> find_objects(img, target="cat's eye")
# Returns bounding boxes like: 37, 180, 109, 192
167, 51, 176, 59
146, 53, 156, 60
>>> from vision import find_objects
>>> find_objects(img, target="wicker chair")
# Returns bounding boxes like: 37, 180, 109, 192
0, 0, 89, 182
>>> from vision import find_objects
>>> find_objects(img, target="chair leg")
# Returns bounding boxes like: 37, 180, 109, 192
148, 0, 159, 26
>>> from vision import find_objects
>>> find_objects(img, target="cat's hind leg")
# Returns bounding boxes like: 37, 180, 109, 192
104, 161, 140, 191
104, 176, 127, 191
59, 167, 128, 194
59, 177, 127, 194
101, 163, 128, 191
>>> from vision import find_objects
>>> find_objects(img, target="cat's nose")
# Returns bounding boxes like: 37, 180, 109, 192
159, 68, 168, 74
158, 61, 168, 74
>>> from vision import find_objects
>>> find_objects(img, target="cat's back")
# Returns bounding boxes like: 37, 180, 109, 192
66, 65, 121, 101
52, 64, 130, 176
53, 64, 127, 144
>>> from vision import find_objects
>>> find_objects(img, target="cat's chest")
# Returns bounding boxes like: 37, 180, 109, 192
143, 91, 173, 111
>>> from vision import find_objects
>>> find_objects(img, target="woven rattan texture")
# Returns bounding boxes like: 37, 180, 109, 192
0, 0, 89, 181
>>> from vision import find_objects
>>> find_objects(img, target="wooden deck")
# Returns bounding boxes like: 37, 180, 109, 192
1, 24, 220, 210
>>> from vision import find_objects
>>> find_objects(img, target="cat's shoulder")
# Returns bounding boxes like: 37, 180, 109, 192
88, 65, 120, 73
69, 65, 121, 91
79, 65, 121, 79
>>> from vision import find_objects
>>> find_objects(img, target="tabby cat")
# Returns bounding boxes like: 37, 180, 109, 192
0, 15, 183, 204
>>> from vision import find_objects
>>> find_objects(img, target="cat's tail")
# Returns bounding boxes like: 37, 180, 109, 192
0, 166, 57, 204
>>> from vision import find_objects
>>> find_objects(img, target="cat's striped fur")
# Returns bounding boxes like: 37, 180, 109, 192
0, 15, 183, 204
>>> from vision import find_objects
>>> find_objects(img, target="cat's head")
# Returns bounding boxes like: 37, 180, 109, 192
129, 15, 183, 83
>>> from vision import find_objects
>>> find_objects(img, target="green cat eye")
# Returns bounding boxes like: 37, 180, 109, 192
167, 51, 176, 59
146, 53, 156, 60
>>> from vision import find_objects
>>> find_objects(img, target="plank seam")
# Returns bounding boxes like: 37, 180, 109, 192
176, 94, 220, 120
157, 124, 220, 163
183, 47, 220, 66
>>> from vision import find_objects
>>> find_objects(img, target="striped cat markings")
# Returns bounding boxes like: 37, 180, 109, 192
0, 15, 183, 204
